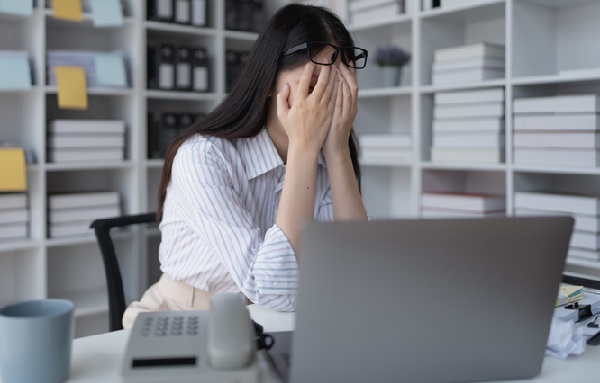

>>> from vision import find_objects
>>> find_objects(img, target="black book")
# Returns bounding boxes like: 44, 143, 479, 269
191, 0, 207, 27
148, 0, 174, 22
176, 46, 193, 91
156, 44, 176, 90
174, 0, 191, 24
192, 48, 210, 92
158, 112, 180, 157
225, 0, 241, 30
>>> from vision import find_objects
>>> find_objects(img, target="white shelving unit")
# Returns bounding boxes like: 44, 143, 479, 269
0, 0, 283, 337
340, 0, 600, 281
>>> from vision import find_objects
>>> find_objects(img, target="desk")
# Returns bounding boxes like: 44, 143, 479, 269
64, 306, 600, 382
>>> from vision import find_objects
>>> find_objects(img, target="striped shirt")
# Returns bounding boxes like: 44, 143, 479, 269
159, 129, 333, 311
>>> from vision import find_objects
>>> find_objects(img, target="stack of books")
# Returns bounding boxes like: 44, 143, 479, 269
0, 193, 29, 241
514, 191, 600, 262
556, 284, 584, 307
432, 42, 505, 85
47, 120, 125, 163
421, 192, 506, 218
348, 0, 407, 25
431, 88, 505, 163
513, 94, 600, 167
359, 133, 412, 164
47, 50, 127, 88
47, 191, 121, 238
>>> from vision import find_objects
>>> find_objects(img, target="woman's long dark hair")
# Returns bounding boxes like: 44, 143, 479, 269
157, 4, 361, 219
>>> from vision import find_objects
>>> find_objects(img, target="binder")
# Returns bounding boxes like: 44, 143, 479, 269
225, 0, 240, 30
149, 44, 175, 90
191, 0, 206, 26
174, 0, 191, 24
148, 0, 174, 22
225, 50, 240, 92
195, 113, 206, 124
158, 112, 180, 157
192, 48, 209, 92
178, 113, 194, 131
176, 47, 193, 91
147, 112, 161, 159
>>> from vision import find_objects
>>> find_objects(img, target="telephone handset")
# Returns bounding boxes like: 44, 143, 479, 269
122, 293, 260, 383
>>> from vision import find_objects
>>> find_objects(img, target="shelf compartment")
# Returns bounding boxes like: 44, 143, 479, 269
352, 21, 413, 89
0, 248, 44, 305
52, 287, 108, 318
513, 0, 600, 78
361, 167, 413, 218
419, 1, 505, 86
420, 0, 506, 20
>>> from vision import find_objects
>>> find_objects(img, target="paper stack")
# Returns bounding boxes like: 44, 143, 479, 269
47, 120, 125, 163
421, 192, 506, 218
359, 133, 411, 164
514, 191, 600, 262
0, 193, 29, 241
432, 42, 505, 85
0, 50, 32, 90
431, 87, 505, 163
513, 94, 600, 167
47, 191, 121, 238
348, 0, 407, 25
47, 50, 128, 88
556, 284, 584, 307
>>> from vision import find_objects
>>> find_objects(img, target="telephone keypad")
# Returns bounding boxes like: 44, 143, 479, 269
139, 315, 202, 337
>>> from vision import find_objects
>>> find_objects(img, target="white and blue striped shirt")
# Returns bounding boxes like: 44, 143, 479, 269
159, 128, 333, 311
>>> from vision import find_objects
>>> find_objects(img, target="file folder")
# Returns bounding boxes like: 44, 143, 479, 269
192, 48, 209, 92
176, 47, 192, 91
148, 0, 173, 22
174, 0, 191, 24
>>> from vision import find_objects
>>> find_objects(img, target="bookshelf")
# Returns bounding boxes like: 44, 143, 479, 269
0, 0, 285, 337
340, 0, 600, 281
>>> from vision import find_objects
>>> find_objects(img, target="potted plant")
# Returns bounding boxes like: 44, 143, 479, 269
376, 45, 411, 87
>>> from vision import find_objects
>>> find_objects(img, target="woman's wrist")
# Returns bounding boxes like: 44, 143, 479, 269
324, 144, 351, 163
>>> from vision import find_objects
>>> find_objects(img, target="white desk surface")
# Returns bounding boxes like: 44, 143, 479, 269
61, 305, 600, 382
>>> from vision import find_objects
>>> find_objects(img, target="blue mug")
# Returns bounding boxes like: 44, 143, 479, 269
0, 299, 74, 383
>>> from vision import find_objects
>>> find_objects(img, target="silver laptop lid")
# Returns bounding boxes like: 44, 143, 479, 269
289, 217, 573, 383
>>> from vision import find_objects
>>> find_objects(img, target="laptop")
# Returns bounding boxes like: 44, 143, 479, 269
273, 217, 574, 383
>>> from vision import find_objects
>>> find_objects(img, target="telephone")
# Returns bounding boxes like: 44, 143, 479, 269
122, 293, 260, 383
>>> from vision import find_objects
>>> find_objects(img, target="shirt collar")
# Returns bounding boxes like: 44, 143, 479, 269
238, 129, 326, 180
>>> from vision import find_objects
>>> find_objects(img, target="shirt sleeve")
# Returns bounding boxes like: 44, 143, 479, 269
170, 140, 298, 311
316, 187, 334, 222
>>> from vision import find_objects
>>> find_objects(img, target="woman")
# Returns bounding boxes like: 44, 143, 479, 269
123, 4, 369, 328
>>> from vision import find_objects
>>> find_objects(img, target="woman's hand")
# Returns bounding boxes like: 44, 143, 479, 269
277, 62, 339, 156
323, 64, 358, 158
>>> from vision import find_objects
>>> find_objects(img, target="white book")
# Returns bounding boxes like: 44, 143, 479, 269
515, 208, 600, 233
513, 114, 600, 131
513, 132, 600, 149
433, 131, 504, 148
432, 67, 504, 85
0, 208, 29, 225
49, 191, 120, 210
361, 148, 412, 162
570, 231, 600, 251
514, 192, 600, 216
0, 193, 27, 210
47, 135, 125, 149
359, 134, 411, 148
48, 120, 126, 134
0, 223, 27, 240
434, 42, 505, 62
422, 192, 505, 212
434, 88, 504, 105
349, 0, 401, 12
433, 118, 504, 132
431, 147, 504, 163
568, 248, 600, 261
421, 208, 506, 218
433, 57, 505, 72
48, 221, 95, 238
434, 103, 504, 119
47, 147, 124, 162
350, 2, 404, 25
514, 148, 600, 167
513, 94, 600, 114
48, 205, 121, 224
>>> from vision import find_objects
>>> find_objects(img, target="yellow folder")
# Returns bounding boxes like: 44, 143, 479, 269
53, 0, 83, 22
0, 147, 27, 192
55, 66, 88, 110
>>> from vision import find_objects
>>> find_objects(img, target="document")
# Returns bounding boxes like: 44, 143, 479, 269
0, 147, 27, 192
90, 0, 123, 27
94, 54, 126, 87
55, 66, 88, 110
53, 0, 83, 22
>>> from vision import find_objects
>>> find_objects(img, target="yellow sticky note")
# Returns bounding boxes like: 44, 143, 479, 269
53, 0, 83, 22
0, 148, 27, 192
55, 66, 88, 110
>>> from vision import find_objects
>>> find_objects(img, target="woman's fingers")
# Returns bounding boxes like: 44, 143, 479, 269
296, 62, 316, 101
312, 64, 331, 102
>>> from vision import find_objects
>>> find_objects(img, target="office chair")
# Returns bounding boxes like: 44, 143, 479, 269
91, 213, 161, 332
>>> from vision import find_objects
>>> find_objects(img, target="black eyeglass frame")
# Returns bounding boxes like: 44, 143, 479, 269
282, 41, 369, 69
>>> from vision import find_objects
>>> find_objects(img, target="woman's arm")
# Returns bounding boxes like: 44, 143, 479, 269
323, 64, 368, 221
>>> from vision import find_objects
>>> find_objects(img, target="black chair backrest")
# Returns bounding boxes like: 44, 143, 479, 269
92, 213, 161, 331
